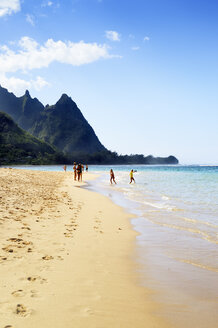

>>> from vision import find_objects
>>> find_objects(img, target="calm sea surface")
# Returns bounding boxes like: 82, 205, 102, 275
7, 164, 218, 327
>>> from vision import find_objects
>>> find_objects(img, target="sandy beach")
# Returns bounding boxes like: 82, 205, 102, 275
0, 168, 169, 328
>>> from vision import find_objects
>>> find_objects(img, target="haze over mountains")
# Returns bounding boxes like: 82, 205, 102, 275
0, 85, 179, 165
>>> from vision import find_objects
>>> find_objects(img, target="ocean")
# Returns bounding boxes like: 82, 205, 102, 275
87, 164, 218, 327
7, 164, 218, 327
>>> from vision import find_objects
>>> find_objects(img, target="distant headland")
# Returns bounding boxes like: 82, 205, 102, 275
0, 85, 179, 165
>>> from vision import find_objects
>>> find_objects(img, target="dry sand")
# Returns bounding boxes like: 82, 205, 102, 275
0, 168, 169, 328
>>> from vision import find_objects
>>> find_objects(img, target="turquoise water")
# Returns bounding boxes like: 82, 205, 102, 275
86, 164, 218, 327
7, 164, 218, 327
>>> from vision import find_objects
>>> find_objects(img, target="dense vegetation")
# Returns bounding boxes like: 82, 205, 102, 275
0, 112, 65, 165
64, 151, 178, 165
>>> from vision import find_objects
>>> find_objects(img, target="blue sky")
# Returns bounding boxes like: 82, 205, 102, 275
0, 0, 217, 164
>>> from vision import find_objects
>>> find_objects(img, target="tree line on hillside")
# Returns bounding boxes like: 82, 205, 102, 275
59, 151, 178, 165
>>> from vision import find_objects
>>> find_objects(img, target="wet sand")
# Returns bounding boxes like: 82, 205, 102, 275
0, 168, 169, 328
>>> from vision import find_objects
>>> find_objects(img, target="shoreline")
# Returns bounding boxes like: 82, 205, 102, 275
0, 168, 169, 328
88, 170, 218, 328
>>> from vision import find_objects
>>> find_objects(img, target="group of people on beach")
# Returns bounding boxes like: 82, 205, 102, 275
63, 163, 88, 182
63, 164, 135, 185
110, 169, 136, 185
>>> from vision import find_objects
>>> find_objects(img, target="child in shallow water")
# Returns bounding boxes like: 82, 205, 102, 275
129, 169, 135, 184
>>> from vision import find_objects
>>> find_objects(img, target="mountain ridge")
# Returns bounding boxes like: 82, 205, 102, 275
29, 92, 106, 154
0, 85, 44, 129
0, 85, 179, 165
0, 85, 106, 154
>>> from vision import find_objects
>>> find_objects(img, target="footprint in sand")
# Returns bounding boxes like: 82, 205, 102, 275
0, 256, 7, 262
93, 226, 103, 234
7, 237, 23, 242
27, 276, 47, 284
64, 233, 73, 238
4, 325, 14, 328
12, 289, 25, 297
30, 290, 39, 298
42, 255, 54, 260
27, 276, 37, 282
16, 304, 31, 317
14, 218, 21, 222
2, 246, 15, 253
22, 241, 33, 246
21, 226, 31, 231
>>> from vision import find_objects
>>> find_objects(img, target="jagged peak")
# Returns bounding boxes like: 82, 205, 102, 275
57, 93, 72, 103
24, 90, 31, 97
60, 93, 69, 99
55, 93, 78, 109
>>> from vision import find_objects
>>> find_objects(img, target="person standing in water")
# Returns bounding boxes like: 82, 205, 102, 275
110, 169, 116, 184
63, 165, 67, 172
129, 169, 135, 184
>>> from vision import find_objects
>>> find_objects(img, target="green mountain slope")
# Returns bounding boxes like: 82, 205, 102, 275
0, 112, 65, 165
0, 86, 179, 165
0, 85, 106, 154
30, 94, 106, 154
0, 86, 44, 131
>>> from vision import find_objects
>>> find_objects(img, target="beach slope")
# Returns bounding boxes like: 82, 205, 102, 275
0, 168, 168, 328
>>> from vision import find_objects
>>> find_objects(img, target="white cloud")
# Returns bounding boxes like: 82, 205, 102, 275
131, 46, 140, 51
18, 36, 38, 51
144, 36, 150, 41
0, 0, 21, 17
105, 30, 120, 42
32, 76, 50, 90
26, 14, 35, 26
0, 36, 115, 74
0, 36, 119, 93
0, 74, 49, 95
